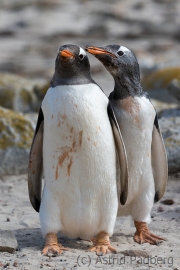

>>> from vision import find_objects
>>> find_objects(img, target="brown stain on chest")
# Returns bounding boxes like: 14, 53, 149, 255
79, 131, 83, 147
119, 96, 141, 127
67, 158, 73, 176
120, 97, 140, 115
61, 114, 67, 120
96, 126, 101, 134
55, 129, 83, 179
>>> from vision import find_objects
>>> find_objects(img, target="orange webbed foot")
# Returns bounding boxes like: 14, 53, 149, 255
41, 233, 69, 256
134, 221, 165, 245
88, 232, 117, 255
41, 243, 69, 256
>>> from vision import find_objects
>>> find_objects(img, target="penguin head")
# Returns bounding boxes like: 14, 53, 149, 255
52, 44, 91, 85
85, 45, 140, 83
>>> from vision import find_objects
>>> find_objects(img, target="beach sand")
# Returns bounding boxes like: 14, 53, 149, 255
0, 173, 179, 270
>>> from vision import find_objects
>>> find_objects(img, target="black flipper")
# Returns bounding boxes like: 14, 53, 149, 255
107, 103, 129, 205
152, 115, 168, 202
28, 108, 44, 212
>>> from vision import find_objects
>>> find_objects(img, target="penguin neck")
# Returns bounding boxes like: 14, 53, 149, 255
111, 76, 143, 100
50, 71, 95, 87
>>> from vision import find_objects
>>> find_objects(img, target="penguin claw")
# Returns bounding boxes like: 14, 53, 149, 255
88, 231, 117, 255
41, 244, 69, 256
89, 244, 117, 255
41, 233, 70, 256
134, 221, 165, 245
134, 233, 164, 245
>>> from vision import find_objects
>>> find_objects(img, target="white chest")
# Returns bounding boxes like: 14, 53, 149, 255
112, 96, 156, 187
41, 84, 116, 183
40, 84, 118, 238
113, 96, 155, 148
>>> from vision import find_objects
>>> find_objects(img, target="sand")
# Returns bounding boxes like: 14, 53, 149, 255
0, 173, 179, 270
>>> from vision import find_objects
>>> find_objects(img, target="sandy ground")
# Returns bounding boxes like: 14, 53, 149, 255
0, 174, 179, 270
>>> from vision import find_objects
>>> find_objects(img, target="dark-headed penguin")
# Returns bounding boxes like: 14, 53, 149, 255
85, 44, 168, 245
28, 44, 129, 255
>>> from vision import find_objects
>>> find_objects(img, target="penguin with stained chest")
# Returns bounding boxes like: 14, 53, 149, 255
28, 44, 129, 255
85, 44, 168, 245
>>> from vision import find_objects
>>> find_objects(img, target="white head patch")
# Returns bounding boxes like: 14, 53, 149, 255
117, 46, 130, 53
79, 47, 86, 56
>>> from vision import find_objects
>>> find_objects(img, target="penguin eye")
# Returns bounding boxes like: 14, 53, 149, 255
117, 51, 124, 56
79, 54, 84, 60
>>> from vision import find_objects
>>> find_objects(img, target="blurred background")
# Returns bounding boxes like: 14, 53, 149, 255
0, 0, 180, 176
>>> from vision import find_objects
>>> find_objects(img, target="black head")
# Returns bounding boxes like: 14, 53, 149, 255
85, 45, 142, 98
51, 44, 94, 87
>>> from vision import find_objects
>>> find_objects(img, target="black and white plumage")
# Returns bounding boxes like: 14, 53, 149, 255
85, 44, 168, 244
28, 44, 129, 255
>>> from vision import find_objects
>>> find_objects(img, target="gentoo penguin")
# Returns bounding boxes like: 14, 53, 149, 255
85, 44, 168, 245
28, 44, 129, 255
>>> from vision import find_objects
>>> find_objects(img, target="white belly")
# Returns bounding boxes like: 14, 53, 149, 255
40, 84, 118, 238
112, 96, 156, 217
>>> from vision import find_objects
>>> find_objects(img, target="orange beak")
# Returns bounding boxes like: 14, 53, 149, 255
60, 49, 74, 58
85, 46, 116, 58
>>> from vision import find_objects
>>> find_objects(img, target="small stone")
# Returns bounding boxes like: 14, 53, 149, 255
6, 218, 10, 222
4, 263, 10, 267
121, 250, 150, 258
157, 206, 164, 212
13, 261, 18, 267
0, 230, 18, 253
161, 199, 175, 205
44, 263, 52, 267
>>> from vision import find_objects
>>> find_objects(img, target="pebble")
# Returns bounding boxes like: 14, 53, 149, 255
0, 230, 18, 253
161, 199, 175, 205
157, 206, 164, 212
121, 249, 150, 258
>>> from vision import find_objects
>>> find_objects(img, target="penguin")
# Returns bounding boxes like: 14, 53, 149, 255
28, 44, 129, 256
85, 44, 168, 245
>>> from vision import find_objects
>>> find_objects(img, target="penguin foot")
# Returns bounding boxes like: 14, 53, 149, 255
134, 221, 165, 245
89, 231, 117, 255
41, 233, 69, 256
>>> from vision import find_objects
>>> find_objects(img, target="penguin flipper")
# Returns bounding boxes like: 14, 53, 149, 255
107, 103, 128, 205
152, 115, 168, 203
28, 108, 44, 212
